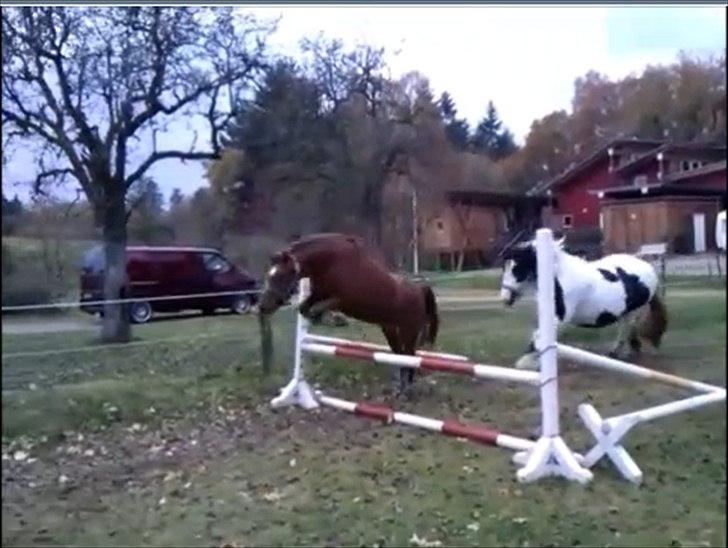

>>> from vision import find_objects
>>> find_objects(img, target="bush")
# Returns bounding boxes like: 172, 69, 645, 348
2, 244, 14, 276
2, 286, 54, 311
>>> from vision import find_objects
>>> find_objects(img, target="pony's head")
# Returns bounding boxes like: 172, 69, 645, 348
258, 250, 301, 315
500, 236, 565, 306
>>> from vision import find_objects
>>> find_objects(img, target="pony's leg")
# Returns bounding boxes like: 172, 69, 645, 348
305, 297, 341, 324
515, 320, 566, 370
298, 294, 319, 318
382, 325, 407, 395
609, 312, 638, 359
399, 325, 421, 393
628, 306, 646, 353
515, 329, 539, 370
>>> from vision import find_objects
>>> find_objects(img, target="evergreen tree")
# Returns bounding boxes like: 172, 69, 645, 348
438, 92, 457, 121
471, 101, 518, 160
437, 91, 470, 150
471, 101, 502, 152
169, 188, 184, 209
493, 129, 518, 160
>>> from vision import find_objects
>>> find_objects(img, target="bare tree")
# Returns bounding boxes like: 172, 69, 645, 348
2, 7, 273, 341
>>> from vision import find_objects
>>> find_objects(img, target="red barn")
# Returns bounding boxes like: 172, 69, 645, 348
535, 139, 726, 254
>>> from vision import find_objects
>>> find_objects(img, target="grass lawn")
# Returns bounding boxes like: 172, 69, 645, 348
422, 268, 726, 293
2, 291, 726, 547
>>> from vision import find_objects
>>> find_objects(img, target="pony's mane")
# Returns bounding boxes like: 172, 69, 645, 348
288, 232, 389, 266
289, 233, 363, 253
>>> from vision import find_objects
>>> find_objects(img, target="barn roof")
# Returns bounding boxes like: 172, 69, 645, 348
446, 190, 548, 207
529, 138, 663, 195
589, 183, 725, 200
665, 159, 727, 183
614, 143, 726, 177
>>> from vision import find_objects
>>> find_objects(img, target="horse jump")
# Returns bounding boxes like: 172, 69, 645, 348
271, 229, 725, 485
271, 229, 592, 484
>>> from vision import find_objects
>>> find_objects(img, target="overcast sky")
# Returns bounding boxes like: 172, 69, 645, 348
3, 5, 725, 203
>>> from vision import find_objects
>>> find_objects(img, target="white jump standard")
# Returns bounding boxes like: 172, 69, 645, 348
558, 345, 726, 483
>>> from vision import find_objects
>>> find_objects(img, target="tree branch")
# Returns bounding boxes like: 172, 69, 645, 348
125, 150, 218, 189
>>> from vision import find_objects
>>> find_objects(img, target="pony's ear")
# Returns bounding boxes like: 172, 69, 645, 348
272, 251, 295, 266
270, 251, 286, 265
555, 236, 566, 249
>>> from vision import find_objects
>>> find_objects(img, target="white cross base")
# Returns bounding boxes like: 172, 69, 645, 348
578, 403, 642, 484
513, 436, 593, 484
271, 378, 319, 410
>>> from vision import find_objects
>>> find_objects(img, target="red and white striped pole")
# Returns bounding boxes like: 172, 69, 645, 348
304, 333, 470, 362
315, 392, 534, 453
301, 341, 541, 385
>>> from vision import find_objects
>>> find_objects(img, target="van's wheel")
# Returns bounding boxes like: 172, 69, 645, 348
231, 295, 252, 315
129, 301, 153, 324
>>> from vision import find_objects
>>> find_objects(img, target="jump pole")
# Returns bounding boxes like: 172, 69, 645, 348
301, 341, 541, 386
315, 391, 535, 452
557, 344, 724, 394
304, 333, 470, 362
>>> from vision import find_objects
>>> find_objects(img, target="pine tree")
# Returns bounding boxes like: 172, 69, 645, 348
471, 101, 502, 152
438, 92, 457, 122
471, 101, 518, 160
170, 188, 184, 209
437, 91, 470, 150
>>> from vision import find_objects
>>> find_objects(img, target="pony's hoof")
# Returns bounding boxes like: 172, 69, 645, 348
515, 354, 538, 370
607, 350, 630, 360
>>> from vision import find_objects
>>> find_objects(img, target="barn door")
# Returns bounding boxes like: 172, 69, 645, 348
693, 213, 706, 253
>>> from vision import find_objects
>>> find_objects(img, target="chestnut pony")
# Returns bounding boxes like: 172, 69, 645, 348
258, 233, 439, 395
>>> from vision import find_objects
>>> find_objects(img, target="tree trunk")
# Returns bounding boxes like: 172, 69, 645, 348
101, 188, 131, 343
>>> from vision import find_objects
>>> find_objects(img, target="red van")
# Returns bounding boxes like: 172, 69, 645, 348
80, 246, 259, 323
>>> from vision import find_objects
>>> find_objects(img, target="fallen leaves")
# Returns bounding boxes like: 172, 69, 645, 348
261, 489, 284, 503
409, 533, 443, 547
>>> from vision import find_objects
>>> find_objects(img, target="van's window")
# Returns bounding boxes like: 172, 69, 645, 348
202, 253, 231, 273
81, 246, 105, 273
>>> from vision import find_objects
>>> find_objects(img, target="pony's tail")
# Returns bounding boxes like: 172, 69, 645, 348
638, 292, 668, 348
421, 285, 439, 346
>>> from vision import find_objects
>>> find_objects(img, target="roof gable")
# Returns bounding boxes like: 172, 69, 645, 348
533, 138, 663, 194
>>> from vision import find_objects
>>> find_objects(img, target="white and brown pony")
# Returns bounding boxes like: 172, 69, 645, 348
500, 238, 668, 368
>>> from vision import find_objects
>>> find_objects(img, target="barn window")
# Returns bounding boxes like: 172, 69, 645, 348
633, 174, 647, 186
691, 160, 703, 170
562, 215, 573, 228
436, 221, 444, 230
681, 160, 690, 171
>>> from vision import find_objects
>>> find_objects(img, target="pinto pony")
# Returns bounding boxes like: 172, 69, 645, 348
500, 238, 667, 368
258, 233, 439, 394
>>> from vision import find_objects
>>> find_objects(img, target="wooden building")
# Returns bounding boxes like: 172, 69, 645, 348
421, 190, 546, 270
